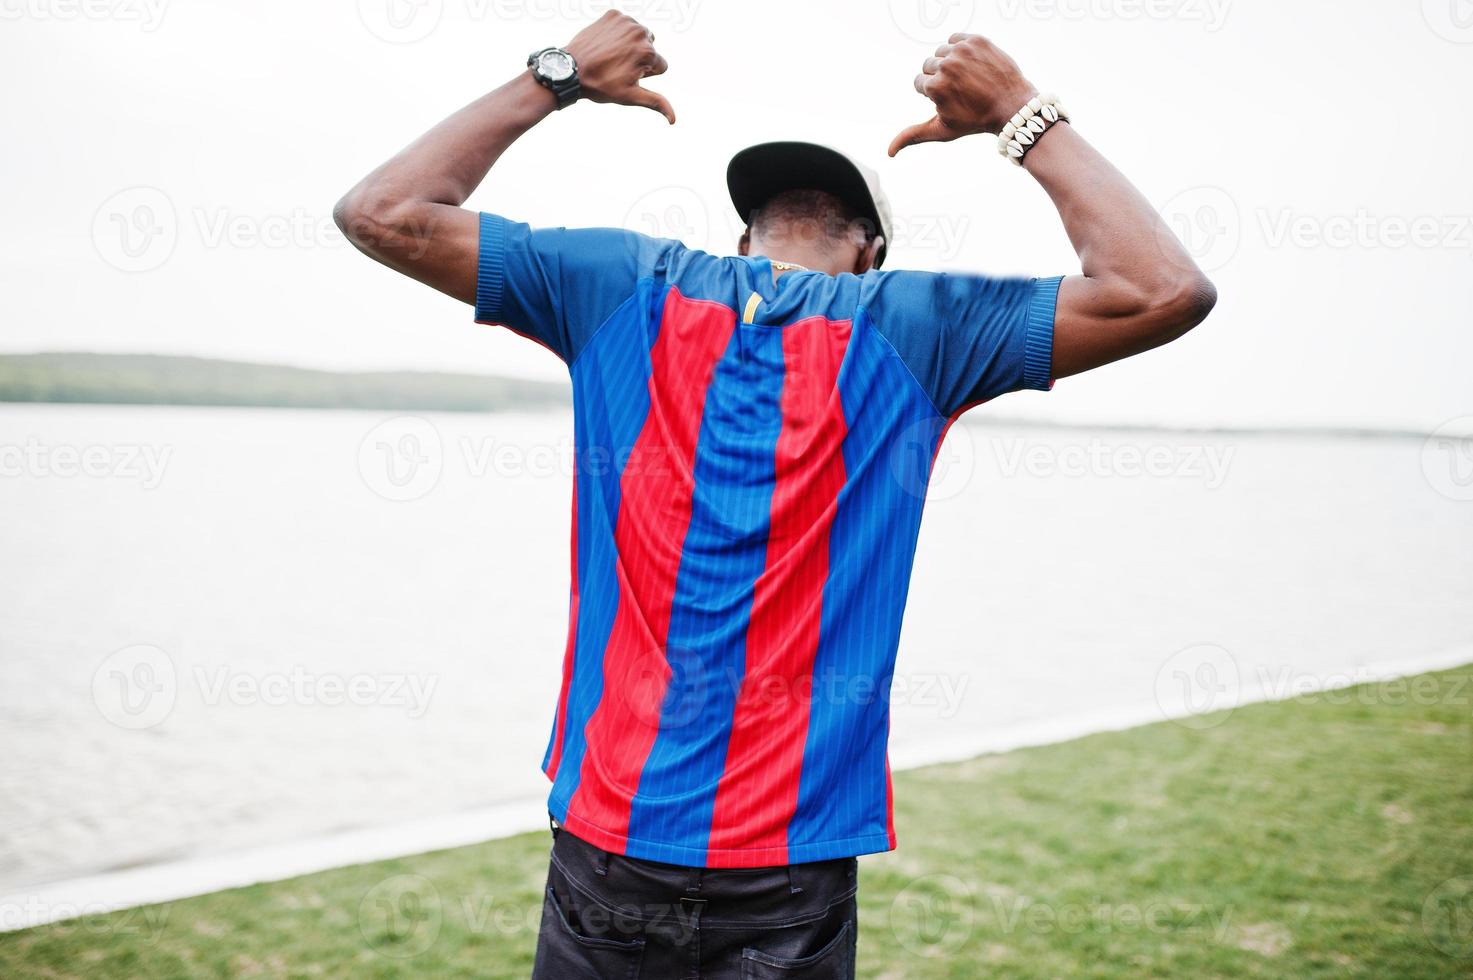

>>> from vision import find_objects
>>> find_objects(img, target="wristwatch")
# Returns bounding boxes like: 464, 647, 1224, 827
527, 47, 580, 109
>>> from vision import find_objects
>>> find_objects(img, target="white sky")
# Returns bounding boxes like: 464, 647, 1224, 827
3, 0, 1471, 430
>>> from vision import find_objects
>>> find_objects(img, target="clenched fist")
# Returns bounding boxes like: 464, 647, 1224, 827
889, 34, 1037, 156
566, 10, 675, 124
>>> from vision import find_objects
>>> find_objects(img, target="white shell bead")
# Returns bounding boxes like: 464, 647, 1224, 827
1001, 122, 1016, 139
1007, 143, 1026, 158
1028, 96, 1043, 113
1010, 112, 1025, 129
1014, 129, 1034, 146
1041, 105, 1059, 122
1026, 117, 1047, 134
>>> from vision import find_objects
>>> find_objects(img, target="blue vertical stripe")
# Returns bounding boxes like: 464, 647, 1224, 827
787, 314, 944, 858
624, 321, 786, 862
548, 283, 669, 813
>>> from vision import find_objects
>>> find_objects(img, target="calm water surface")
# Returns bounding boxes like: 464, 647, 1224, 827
2, 404, 1470, 891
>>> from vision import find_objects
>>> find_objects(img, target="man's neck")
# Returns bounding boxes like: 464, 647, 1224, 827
747, 243, 851, 277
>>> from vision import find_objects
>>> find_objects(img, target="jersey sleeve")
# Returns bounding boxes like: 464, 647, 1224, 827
472, 212, 674, 363
861, 270, 1063, 418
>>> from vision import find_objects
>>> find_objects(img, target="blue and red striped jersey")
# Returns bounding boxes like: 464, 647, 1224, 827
475, 212, 1060, 867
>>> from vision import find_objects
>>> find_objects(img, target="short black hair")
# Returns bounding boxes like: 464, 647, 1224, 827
750, 189, 873, 252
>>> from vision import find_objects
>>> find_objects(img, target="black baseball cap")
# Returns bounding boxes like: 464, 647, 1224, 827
726, 141, 893, 268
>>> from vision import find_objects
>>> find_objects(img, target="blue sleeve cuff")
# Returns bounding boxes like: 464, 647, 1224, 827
473, 211, 507, 324
1023, 276, 1062, 391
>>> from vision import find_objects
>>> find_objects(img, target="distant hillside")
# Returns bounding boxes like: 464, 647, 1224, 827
0, 353, 569, 413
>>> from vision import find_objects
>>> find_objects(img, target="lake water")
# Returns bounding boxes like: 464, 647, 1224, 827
2, 404, 1470, 898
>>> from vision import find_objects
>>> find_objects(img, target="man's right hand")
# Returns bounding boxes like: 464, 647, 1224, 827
565, 11, 675, 124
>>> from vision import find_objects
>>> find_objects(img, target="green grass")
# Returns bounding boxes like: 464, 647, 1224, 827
5, 667, 1471, 978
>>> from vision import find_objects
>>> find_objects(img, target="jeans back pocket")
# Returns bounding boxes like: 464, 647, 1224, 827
533, 884, 646, 980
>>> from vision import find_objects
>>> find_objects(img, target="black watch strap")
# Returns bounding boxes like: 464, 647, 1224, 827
527, 48, 581, 110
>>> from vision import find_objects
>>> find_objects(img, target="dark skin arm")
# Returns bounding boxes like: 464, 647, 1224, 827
890, 34, 1218, 379
332, 11, 673, 303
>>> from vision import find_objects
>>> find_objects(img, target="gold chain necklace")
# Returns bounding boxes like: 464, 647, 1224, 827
770, 260, 809, 272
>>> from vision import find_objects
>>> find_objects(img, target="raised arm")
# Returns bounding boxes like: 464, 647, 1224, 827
333, 11, 674, 305
889, 34, 1217, 380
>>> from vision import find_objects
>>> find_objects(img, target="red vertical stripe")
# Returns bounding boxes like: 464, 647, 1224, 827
707, 316, 852, 859
565, 290, 736, 842
544, 472, 578, 781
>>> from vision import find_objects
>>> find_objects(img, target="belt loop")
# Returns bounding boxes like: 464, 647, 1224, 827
787, 864, 804, 896
594, 848, 609, 877
686, 868, 704, 895
548, 813, 561, 839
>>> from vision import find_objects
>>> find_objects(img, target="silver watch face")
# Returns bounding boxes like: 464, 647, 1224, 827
537, 50, 575, 83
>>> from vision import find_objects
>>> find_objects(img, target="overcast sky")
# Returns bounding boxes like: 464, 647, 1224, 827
3, 0, 1471, 430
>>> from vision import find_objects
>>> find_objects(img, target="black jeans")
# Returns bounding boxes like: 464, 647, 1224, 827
532, 824, 859, 979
